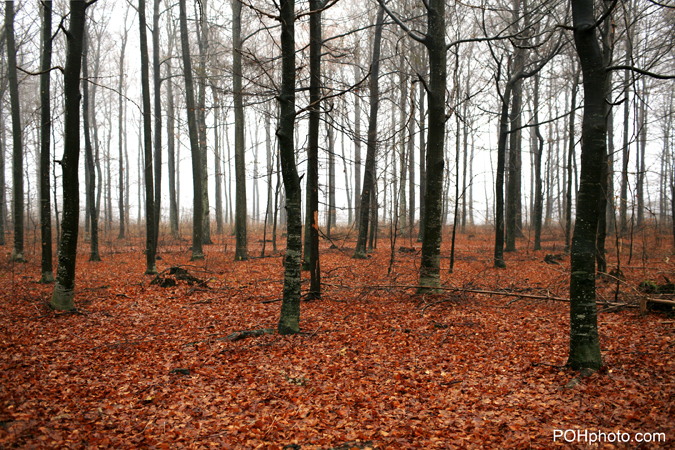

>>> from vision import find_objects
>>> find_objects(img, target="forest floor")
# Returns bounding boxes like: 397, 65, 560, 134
1, 227, 674, 449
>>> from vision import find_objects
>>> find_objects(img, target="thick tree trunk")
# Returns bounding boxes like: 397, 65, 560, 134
0, 80, 6, 247
5, 1, 25, 262
353, 7, 385, 259
417, 0, 446, 291
277, 0, 302, 335
51, 1, 87, 310
567, 0, 605, 371
39, 1, 54, 282
233, 0, 248, 260
179, 0, 204, 260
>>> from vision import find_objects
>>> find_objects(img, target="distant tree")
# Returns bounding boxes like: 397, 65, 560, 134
51, 0, 92, 310
152, 0, 162, 251
5, 0, 26, 263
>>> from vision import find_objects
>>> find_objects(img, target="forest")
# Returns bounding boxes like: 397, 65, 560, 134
1, 0, 674, 448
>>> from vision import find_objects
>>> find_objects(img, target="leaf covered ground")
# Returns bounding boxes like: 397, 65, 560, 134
1, 229, 674, 449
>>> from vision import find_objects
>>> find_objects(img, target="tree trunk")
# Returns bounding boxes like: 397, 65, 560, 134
417, 0, 446, 292
51, 0, 87, 310
39, 1, 54, 282
5, 1, 25, 262
83, 29, 101, 262
196, 0, 212, 246
533, 73, 544, 251
153, 0, 162, 250
564, 67, 580, 254
494, 80, 512, 268
214, 90, 223, 234
233, 0, 248, 260
353, 65, 362, 228
139, 0, 157, 274
418, 83, 426, 242
567, 0, 605, 371
166, 37, 179, 237
353, 6, 385, 259
277, 0, 302, 335
179, 0, 204, 260
117, 10, 128, 239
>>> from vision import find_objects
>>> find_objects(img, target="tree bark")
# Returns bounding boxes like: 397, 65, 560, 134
51, 0, 88, 310
197, 0, 212, 246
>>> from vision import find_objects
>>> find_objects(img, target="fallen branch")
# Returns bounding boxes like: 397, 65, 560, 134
224, 328, 275, 342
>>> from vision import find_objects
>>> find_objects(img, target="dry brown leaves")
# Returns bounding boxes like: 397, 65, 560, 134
0, 230, 673, 449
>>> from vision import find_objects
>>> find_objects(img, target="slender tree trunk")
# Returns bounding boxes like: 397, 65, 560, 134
179, 0, 204, 260
567, 0, 605, 371
139, 0, 156, 274
0, 77, 6, 247
51, 0, 87, 310
153, 0, 162, 250
83, 30, 101, 262
353, 6, 385, 259
418, 83, 426, 242
118, 14, 128, 239
494, 80, 512, 268
214, 90, 223, 234
533, 73, 544, 251
196, 0, 212, 245
565, 67, 580, 254
233, 0, 248, 260
354, 65, 362, 227
39, 1, 54, 282
5, 1, 25, 262
277, 0, 302, 334
167, 46, 179, 237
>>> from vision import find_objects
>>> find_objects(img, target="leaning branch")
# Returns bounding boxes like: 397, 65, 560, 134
606, 65, 675, 80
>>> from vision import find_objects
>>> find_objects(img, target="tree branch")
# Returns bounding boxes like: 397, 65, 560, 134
606, 65, 675, 80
